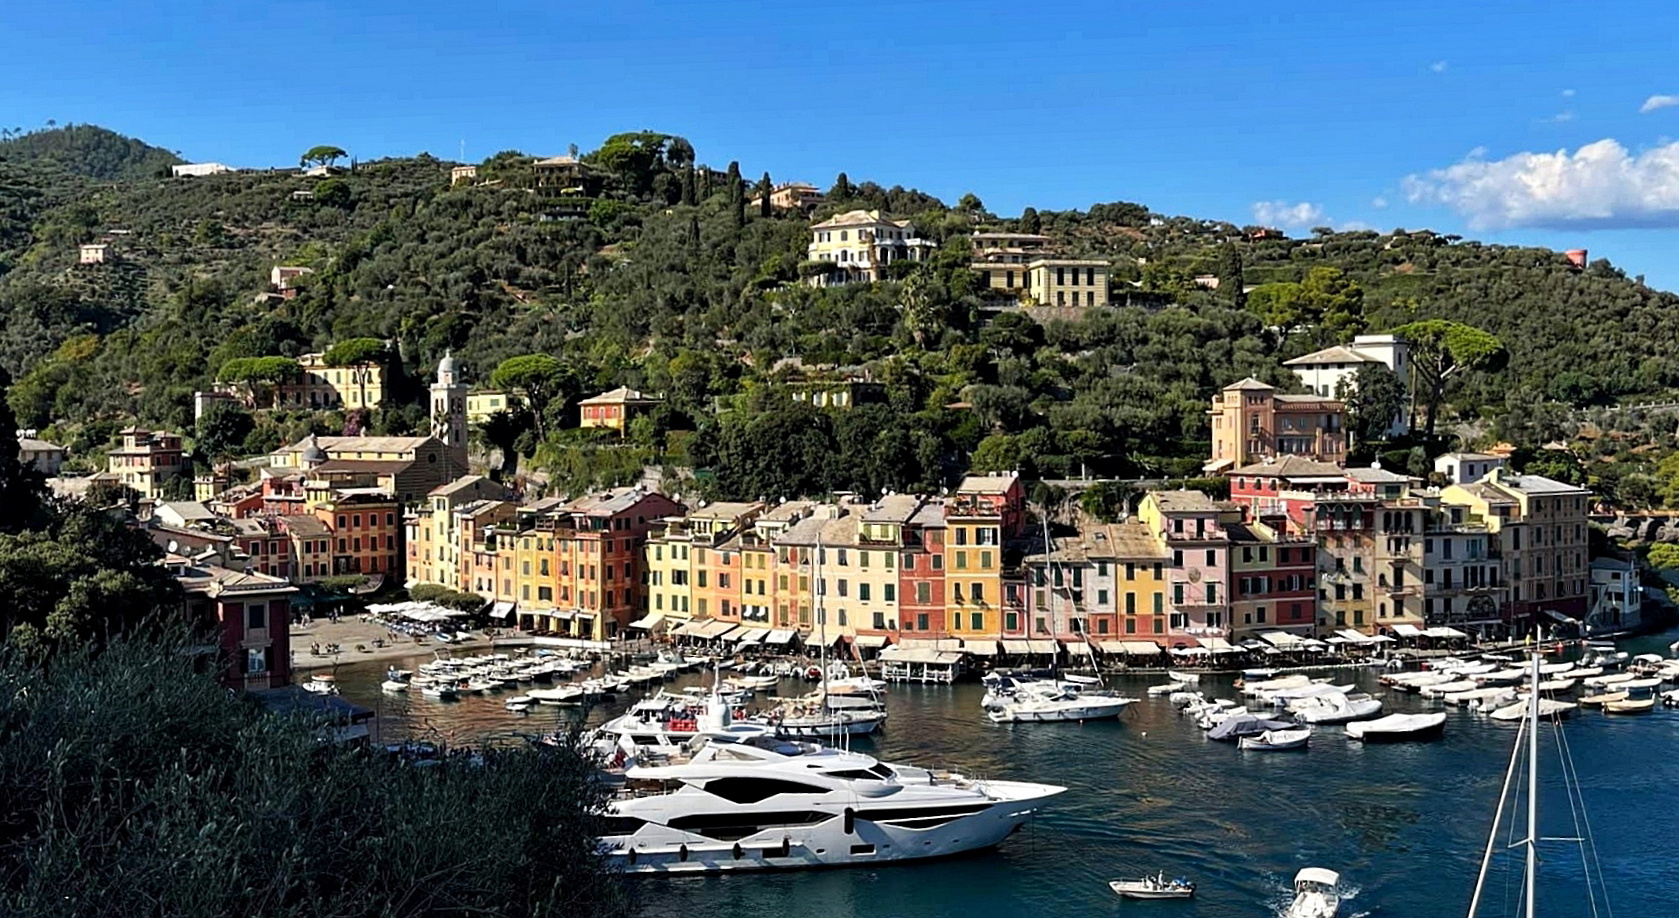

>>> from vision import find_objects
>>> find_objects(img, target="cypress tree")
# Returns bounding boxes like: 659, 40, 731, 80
726, 161, 744, 229
758, 172, 773, 218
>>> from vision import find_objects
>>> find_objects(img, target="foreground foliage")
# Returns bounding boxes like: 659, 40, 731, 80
0, 632, 629, 918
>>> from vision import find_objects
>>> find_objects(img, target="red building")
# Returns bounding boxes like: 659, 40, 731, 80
171, 555, 295, 691
897, 502, 948, 637
545, 486, 683, 639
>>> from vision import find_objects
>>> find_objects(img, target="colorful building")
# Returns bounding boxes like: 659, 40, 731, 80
107, 427, 187, 500
1206, 378, 1346, 473
1139, 490, 1232, 648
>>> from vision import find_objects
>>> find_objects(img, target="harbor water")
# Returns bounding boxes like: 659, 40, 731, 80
330, 631, 1679, 918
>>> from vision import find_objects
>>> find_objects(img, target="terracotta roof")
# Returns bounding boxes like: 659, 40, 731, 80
1230, 456, 1344, 477
957, 473, 1019, 495
1222, 377, 1275, 391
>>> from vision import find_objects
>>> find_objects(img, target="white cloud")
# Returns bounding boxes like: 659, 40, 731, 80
1545, 110, 1575, 123
1562, 88, 1576, 98
1251, 201, 1326, 229
1371, 196, 1389, 209
1402, 138, 1679, 229
1641, 94, 1679, 114
1429, 60, 1448, 74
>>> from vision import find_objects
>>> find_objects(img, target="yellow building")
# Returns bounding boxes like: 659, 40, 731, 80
466, 389, 524, 424
806, 209, 935, 286
1026, 258, 1110, 308
406, 475, 517, 590
646, 502, 764, 625
106, 427, 187, 500
943, 475, 1023, 639
1440, 469, 1591, 630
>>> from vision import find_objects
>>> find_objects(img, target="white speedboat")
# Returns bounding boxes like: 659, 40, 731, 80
599, 736, 1065, 873
1239, 727, 1311, 751
1290, 692, 1383, 724
1579, 690, 1627, 707
988, 686, 1134, 723
1581, 671, 1635, 688
380, 679, 409, 694
1166, 670, 1200, 684
1345, 712, 1447, 742
1109, 873, 1195, 899
1147, 682, 1187, 697
1284, 867, 1341, 918
504, 695, 534, 712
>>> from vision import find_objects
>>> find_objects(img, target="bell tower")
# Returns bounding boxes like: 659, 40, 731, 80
430, 351, 467, 466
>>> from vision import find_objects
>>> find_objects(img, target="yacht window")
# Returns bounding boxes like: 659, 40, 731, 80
822, 770, 880, 781
850, 844, 877, 856
664, 810, 829, 840
700, 777, 829, 804
868, 763, 894, 779
600, 816, 648, 835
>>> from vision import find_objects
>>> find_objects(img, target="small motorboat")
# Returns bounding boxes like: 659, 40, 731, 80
504, 695, 534, 712
301, 673, 339, 695
1062, 673, 1103, 686
1239, 727, 1312, 751
1109, 872, 1195, 900
1579, 690, 1628, 707
1166, 670, 1200, 684
1344, 712, 1447, 742
1604, 697, 1656, 715
380, 679, 409, 694
1147, 682, 1187, 697
1284, 867, 1341, 918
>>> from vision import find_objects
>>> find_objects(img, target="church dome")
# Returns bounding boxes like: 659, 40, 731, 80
437, 350, 457, 380
300, 433, 327, 467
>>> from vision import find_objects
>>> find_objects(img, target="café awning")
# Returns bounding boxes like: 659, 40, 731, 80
488, 600, 515, 620
1064, 641, 1094, 656
854, 634, 889, 649
965, 640, 1000, 656
1392, 623, 1423, 637
736, 628, 767, 645
764, 629, 797, 645
1200, 636, 1234, 651
1026, 639, 1059, 655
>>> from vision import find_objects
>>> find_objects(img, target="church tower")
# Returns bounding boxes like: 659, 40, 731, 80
430, 351, 467, 466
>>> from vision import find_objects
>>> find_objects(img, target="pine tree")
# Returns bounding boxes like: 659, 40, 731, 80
830, 172, 853, 200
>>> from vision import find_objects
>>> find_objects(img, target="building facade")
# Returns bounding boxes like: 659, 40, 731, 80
107, 427, 187, 500
1207, 378, 1347, 473
806, 209, 934, 285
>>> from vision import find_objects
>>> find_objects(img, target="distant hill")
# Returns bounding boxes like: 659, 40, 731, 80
0, 125, 182, 181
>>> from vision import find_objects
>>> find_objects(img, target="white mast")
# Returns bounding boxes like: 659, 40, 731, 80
1524, 651, 1539, 918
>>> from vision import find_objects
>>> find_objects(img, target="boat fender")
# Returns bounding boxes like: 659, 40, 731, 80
843, 807, 855, 834
733, 843, 744, 860
627, 848, 637, 865
678, 844, 688, 862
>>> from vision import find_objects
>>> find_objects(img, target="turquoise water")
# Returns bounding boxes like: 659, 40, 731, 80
334, 632, 1679, 918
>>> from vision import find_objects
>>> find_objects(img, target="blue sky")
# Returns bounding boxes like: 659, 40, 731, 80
4, 1, 1678, 288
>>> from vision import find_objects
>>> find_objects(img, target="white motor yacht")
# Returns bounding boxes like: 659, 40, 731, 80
600, 736, 1064, 873
759, 694, 887, 738
1345, 712, 1447, 741
987, 683, 1135, 723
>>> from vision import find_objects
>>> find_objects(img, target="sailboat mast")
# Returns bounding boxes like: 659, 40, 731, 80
1465, 714, 1525, 918
1524, 651, 1540, 918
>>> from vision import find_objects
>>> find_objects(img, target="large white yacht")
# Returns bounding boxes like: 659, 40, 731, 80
599, 735, 1065, 873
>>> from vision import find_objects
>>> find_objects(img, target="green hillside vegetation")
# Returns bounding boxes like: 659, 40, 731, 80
0, 123, 183, 181
2, 126, 1677, 505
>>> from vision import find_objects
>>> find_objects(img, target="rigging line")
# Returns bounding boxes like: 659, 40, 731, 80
1549, 717, 1599, 918
1468, 713, 1526, 918
1554, 713, 1614, 918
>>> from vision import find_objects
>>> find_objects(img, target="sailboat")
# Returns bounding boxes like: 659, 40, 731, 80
1465, 653, 1613, 918
756, 535, 887, 739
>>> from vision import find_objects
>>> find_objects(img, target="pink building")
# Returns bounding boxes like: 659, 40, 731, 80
1138, 490, 1231, 648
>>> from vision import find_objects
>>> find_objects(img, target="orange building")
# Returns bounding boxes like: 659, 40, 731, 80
315, 491, 403, 578
1206, 377, 1346, 473
578, 387, 662, 433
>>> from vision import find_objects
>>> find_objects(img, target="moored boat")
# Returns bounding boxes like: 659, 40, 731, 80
1604, 696, 1655, 715
1344, 712, 1446, 742
1239, 727, 1311, 751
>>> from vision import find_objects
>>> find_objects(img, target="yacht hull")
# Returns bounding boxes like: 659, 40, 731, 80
604, 780, 1062, 874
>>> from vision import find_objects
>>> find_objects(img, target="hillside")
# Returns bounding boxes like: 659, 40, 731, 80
0, 124, 182, 181
2, 125, 1676, 505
